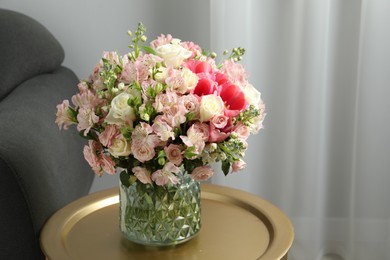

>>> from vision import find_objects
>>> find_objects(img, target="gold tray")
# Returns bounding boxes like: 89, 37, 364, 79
40, 184, 294, 260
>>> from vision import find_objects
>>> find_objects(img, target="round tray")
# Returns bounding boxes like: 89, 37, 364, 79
40, 184, 294, 259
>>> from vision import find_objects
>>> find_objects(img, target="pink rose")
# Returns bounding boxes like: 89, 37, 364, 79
164, 144, 183, 166
232, 160, 247, 172
191, 122, 210, 142
132, 166, 152, 184
131, 142, 155, 163
211, 114, 229, 129
190, 166, 214, 181
180, 94, 200, 115
233, 123, 250, 140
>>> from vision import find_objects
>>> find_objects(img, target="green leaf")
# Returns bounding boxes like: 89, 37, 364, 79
144, 193, 153, 205
141, 45, 157, 55
221, 160, 231, 176
120, 170, 131, 187
184, 146, 197, 159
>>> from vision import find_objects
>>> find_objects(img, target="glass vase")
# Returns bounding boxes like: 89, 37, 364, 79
119, 171, 201, 246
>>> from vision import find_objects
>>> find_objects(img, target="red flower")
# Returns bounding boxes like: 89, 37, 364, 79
219, 82, 247, 111
193, 77, 216, 96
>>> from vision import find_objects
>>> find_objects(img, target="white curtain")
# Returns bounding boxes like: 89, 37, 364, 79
210, 0, 390, 259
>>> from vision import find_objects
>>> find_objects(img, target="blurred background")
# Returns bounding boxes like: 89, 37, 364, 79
2, 0, 389, 259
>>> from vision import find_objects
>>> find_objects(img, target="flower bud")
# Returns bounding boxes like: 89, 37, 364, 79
158, 157, 165, 166
127, 30, 132, 36
141, 35, 147, 42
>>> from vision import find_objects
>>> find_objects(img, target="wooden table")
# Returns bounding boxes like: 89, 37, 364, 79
40, 184, 294, 260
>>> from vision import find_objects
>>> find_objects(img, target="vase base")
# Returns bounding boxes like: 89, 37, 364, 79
120, 229, 200, 247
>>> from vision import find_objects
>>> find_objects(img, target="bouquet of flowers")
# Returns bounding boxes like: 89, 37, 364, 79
55, 23, 265, 188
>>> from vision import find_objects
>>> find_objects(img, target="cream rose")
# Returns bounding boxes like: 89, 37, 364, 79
108, 137, 131, 157
199, 94, 224, 122
181, 67, 198, 91
105, 92, 136, 126
155, 41, 192, 68
243, 84, 262, 108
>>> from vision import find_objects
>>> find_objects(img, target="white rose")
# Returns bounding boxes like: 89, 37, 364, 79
108, 137, 131, 157
155, 42, 192, 68
181, 67, 198, 91
199, 94, 224, 122
243, 84, 262, 108
105, 92, 136, 126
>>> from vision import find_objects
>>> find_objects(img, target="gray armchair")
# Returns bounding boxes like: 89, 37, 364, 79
0, 9, 94, 259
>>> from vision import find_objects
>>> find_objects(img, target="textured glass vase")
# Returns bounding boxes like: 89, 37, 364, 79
119, 171, 201, 246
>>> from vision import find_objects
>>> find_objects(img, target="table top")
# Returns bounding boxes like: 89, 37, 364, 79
40, 184, 294, 260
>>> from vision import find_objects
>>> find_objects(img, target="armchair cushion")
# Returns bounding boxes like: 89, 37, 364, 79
0, 9, 94, 259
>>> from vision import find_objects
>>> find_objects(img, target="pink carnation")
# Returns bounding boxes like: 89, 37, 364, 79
83, 140, 102, 175
154, 91, 178, 113
100, 154, 116, 175
99, 124, 121, 147
180, 41, 202, 58
150, 34, 173, 48
190, 166, 214, 181
220, 60, 248, 88
120, 59, 150, 84
83, 140, 116, 176
163, 104, 187, 127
